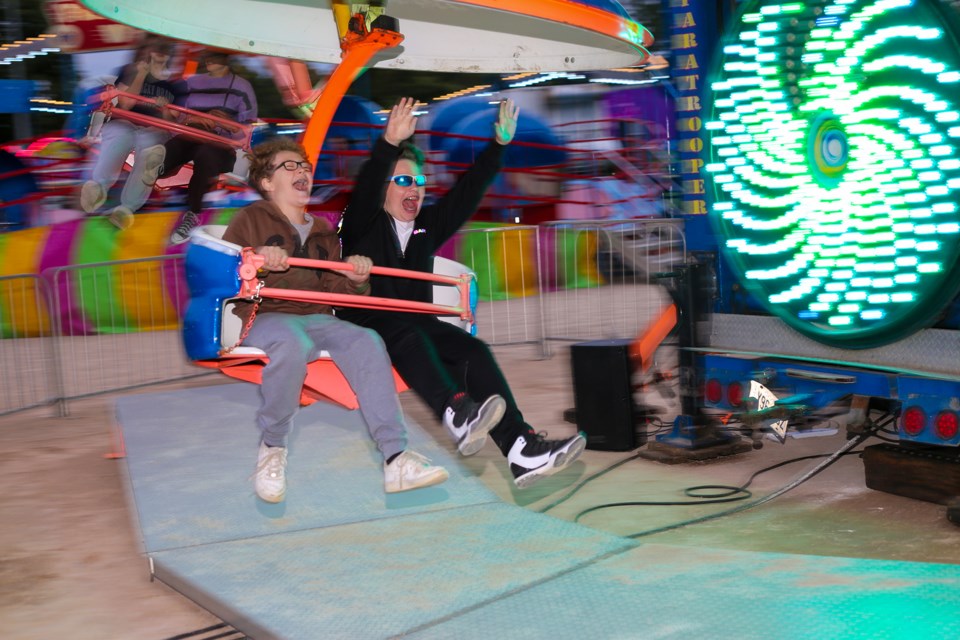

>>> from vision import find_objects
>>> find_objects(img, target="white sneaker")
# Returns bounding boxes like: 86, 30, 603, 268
384, 450, 449, 493
254, 442, 287, 503
80, 180, 106, 213
107, 206, 134, 230
442, 393, 506, 456
508, 432, 586, 489
140, 144, 166, 187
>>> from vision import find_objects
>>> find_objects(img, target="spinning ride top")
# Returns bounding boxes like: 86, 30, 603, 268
704, 0, 960, 348
79, 1, 653, 166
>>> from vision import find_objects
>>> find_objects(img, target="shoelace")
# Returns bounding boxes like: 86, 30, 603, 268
396, 450, 433, 473
522, 431, 552, 454
172, 212, 199, 239
255, 447, 287, 479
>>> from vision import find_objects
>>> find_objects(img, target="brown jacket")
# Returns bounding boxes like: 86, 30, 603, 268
223, 200, 368, 322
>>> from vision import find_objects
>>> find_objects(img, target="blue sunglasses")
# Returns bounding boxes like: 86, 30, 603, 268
388, 174, 426, 187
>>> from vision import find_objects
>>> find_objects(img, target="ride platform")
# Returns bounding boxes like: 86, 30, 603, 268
116, 383, 960, 639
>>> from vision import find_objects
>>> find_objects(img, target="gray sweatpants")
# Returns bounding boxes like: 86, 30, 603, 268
241, 312, 407, 460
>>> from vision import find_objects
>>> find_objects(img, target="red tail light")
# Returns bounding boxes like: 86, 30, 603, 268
901, 406, 926, 436
705, 379, 722, 404
934, 411, 959, 440
727, 381, 744, 407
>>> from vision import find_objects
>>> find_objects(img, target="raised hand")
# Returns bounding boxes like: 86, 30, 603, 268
494, 98, 519, 145
384, 97, 418, 146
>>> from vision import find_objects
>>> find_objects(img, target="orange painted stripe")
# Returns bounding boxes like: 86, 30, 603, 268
452, 0, 654, 52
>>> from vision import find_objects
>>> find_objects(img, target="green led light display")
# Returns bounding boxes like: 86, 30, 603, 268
705, 0, 960, 348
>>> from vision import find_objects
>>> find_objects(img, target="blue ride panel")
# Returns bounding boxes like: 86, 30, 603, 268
702, 354, 892, 414
182, 234, 242, 361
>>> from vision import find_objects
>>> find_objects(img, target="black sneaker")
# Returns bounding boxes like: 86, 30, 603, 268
169, 210, 200, 245
442, 393, 506, 456
508, 432, 586, 489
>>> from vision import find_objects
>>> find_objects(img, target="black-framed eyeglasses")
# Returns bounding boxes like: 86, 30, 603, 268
388, 174, 426, 187
271, 160, 313, 173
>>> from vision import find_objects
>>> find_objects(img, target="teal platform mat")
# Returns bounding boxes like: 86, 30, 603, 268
117, 383, 960, 639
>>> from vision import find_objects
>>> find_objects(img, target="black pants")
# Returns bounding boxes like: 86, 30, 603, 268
340, 309, 529, 455
159, 135, 235, 213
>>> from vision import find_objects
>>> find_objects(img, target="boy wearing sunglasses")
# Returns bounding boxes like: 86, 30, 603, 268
222, 137, 449, 502
339, 98, 585, 489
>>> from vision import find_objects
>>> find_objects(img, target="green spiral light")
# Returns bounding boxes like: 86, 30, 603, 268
705, 0, 960, 348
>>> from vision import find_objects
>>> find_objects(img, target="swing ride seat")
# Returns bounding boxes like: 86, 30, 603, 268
183, 225, 477, 410
90, 87, 255, 189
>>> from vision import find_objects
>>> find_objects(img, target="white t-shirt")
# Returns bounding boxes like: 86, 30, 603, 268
394, 218, 415, 252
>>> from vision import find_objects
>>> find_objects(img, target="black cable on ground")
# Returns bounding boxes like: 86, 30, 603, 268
541, 419, 888, 540
620, 428, 875, 539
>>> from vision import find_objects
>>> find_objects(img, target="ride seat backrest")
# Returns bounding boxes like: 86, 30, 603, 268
433, 255, 475, 333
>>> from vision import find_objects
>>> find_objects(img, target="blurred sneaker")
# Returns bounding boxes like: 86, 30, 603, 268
254, 442, 287, 503
80, 180, 106, 213
508, 432, 586, 489
107, 206, 134, 230
169, 210, 200, 245
442, 393, 506, 456
384, 450, 448, 493
140, 144, 166, 187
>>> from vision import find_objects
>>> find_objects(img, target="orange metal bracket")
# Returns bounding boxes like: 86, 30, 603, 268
300, 24, 403, 168
629, 303, 677, 373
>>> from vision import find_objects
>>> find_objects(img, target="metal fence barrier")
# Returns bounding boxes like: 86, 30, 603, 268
1, 274, 58, 415
460, 219, 686, 356
0, 221, 686, 416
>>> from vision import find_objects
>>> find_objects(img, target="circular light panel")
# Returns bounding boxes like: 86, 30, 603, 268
704, 0, 960, 348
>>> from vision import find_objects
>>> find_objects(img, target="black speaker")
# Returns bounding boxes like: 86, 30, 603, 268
570, 339, 641, 451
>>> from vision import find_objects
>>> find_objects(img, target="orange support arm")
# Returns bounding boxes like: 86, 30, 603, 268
629, 303, 677, 373
300, 21, 403, 168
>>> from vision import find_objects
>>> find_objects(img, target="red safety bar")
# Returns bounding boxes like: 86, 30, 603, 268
238, 248, 474, 322
90, 87, 254, 151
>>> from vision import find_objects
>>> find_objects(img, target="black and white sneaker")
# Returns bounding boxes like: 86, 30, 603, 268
442, 393, 506, 456
508, 432, 586, 489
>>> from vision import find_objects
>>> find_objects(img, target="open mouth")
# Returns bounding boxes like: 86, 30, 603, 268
402, 194, 419, 214
293, 176, 310, 192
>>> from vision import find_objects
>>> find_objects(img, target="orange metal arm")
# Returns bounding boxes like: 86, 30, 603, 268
300, 28, 403, 168
256, 288, 467, 318
629, 303, 677, 373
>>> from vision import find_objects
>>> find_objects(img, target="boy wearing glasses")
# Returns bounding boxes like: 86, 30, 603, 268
222, 137, 449, 502
339, 98, 586, 489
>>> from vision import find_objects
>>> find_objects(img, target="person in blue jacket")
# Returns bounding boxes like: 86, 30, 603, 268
339, 97, 585, 489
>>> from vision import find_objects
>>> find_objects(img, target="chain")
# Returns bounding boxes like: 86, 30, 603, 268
219, 282, 263, 355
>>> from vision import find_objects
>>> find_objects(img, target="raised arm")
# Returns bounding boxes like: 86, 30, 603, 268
425, 99, 518, 246
340, 98, 418, 242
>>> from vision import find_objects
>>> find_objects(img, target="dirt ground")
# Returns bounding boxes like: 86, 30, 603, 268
2, 345, 959, 639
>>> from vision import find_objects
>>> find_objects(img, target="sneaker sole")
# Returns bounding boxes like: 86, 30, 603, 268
80, 182, 106, 213
513, 434, 587, 489
385, 468, 449, 494
256, 488, 285, 503
109, 212, 133, 230
458, 396, 507, 456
